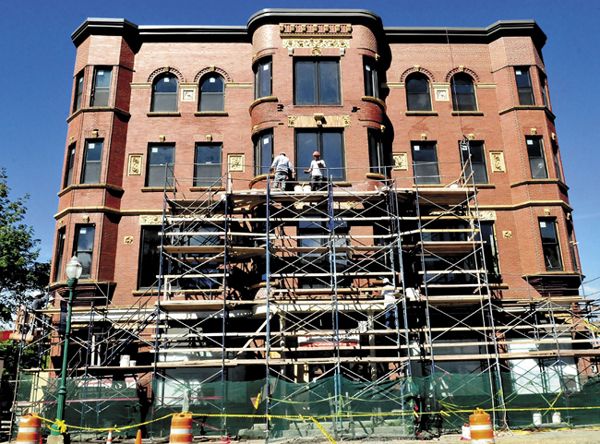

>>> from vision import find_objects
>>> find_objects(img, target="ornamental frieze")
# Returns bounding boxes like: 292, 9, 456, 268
282, 39, 350, 49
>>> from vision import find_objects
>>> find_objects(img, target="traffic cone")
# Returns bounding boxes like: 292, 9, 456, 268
16, 414, 42, 444
461, 422, 471, 440
469, 409, 494, 443
135, 429, 142, 444
106, 430, 113, 444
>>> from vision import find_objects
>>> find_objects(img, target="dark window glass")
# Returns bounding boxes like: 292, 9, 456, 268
254, 131, 273, 176
539, 219, 563, 271
296, 130, 345, 181
54, 228, 66, 281
138, 226, 161, 288
199, 75, 225, 111
568, 223, 578, 272
540, 71, 550, 108
81, 140, 104, 184
147, 145, 175, 187
65, 143, 76, 187
254, 58, 272, 99
363, 58, 379, 98
460, 140, 488, 184
406, 73, 432, 111
451, 73, 477, 111
91, 67, 112, 107
479, 222, 500, 282
411, 142, 440, 184
74, 73, 84, 111
151, 74, 178, 112
294, 59, 340, 105
194, 144, 222, 187
74, 225, 95, 277
526, 137, 548, 179
368, 129, 385, 175
552, 141, 563, 181
515, 67, 535, 105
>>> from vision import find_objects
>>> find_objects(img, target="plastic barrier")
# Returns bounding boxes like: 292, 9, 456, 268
469, 409, 495, 444
169, 413, 193, 444
16, 414, 42, 444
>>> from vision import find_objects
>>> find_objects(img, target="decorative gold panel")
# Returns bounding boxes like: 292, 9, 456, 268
287, 115, 350, 128
282, 39, 350, 49
489, 151, 506, 173
478, 210, 497, 221
124, 236, 134, 244
128, 155, 143, 176
228, 154, 245, 172
139, 215, 163, 225
392, 153, 408, 171
503, 231, 513, 238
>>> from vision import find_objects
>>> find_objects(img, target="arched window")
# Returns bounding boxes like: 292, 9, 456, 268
199, 74, 225, 111
451, 73, 477, 111
406, 73, 432, 111
151, 74, 178, 112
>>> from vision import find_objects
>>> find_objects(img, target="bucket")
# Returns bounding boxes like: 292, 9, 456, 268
303, 185, 311, 192
552, 412, 561, 424
130, 360, 137, 367
533, 412, 542, 426
294, 185, 302, 192
120, 355, 130, 367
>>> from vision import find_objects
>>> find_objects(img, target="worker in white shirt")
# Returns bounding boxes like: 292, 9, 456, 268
270, 152, 294, 190
303, 151, 327, 191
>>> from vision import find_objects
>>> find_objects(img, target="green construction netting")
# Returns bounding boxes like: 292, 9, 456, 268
12, 372, 600, 441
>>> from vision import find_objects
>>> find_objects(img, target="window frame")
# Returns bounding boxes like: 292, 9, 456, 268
64, 142, 76, 188
405, 72, 432, 111
90, 67, 112, 107
194, 143, 223, 187
459, 140, 488, 184
411, 141, 440, 185
146, 144, 175, 187
295, 129, 346, 181
74, 72, 84, 112
54, 228, 66, 281
151, 73, 179, 112
81, 139, 104, 184
254, 57, 272, 100
539, 70, 550, 108
538, 218, 563, 271
451, 73, 477, 111
254, 130, 273, 176
552, 140, 563, 182
363, 57, 379, 99
294, 58, 341, 106
199, 74, 225, 112
515, 66, 535, 106
138, 226, 162, 289
368, 128, 386, 175
526, 137, 548, 179
73, 224, 96, 278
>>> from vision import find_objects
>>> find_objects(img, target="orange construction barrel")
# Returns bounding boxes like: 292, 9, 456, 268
16, 414, 42, 444
469, 409, 495, 444
169, 413, 193, 444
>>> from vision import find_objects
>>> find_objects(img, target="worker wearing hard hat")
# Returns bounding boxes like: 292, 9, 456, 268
303, 151, 327, 191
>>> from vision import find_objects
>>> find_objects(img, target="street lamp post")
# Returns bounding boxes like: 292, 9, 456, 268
51, 256, 82, 438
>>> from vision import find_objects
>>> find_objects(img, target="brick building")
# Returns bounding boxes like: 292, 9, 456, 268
41, 8, 597, 433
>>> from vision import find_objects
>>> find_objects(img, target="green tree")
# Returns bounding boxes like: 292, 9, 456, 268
0, 167, 50, 324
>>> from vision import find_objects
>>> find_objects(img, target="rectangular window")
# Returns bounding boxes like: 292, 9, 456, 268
74, 72, 84, 111
479, 222, 500, 282
64, 143, 76, 188
526, 137, 548, 179
74, 225, 95, 277
147, 145, 175, 187
363, 58, 379, 98
552, 141, 563, 181
515, 67, 535, 105
411, 142, 440, 185
368, 129, 385, 175
539, 70, 550, 108
81, 140, 104, 184
539, 219, 563, 271
254, 131, 273, 176
91, 67, 112, 107
138, 226, 161, 289
254, 58, 272, 100
54, 228, 66, 281
568, 223, 579, 272
294, 59, 341, 105
460, 140, 488, 184
296, 130, 345, 181
194, 143, 222, 187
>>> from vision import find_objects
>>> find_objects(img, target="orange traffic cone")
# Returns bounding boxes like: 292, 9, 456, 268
135, 429, 142, 444
469, 409, 494, 443
106, 430, 113, 444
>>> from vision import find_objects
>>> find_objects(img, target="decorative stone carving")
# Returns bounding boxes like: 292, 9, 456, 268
181, 89, 195, 102
124, 236, 134, 244
434, 88, 449, 101
392, 153, 408, 171
478, 210, 497, 221
280, 23, 352, 35
287, 115, 350, 128
128, 155, 143, 176
282, 39, 350, 49
503, 231, 513, 239
287, 116, 298, 127
139, 215, 163, 225
228, 154, 245, 172
489, 152, 506, 173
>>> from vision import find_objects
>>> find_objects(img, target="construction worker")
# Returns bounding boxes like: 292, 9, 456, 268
270, 151, 294, 190
304, 151, 326, 191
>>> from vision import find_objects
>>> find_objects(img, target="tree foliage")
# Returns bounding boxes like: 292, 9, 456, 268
0, 168, 50, 324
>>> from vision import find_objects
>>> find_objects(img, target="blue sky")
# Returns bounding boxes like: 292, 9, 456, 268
1, 0, 599, 296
